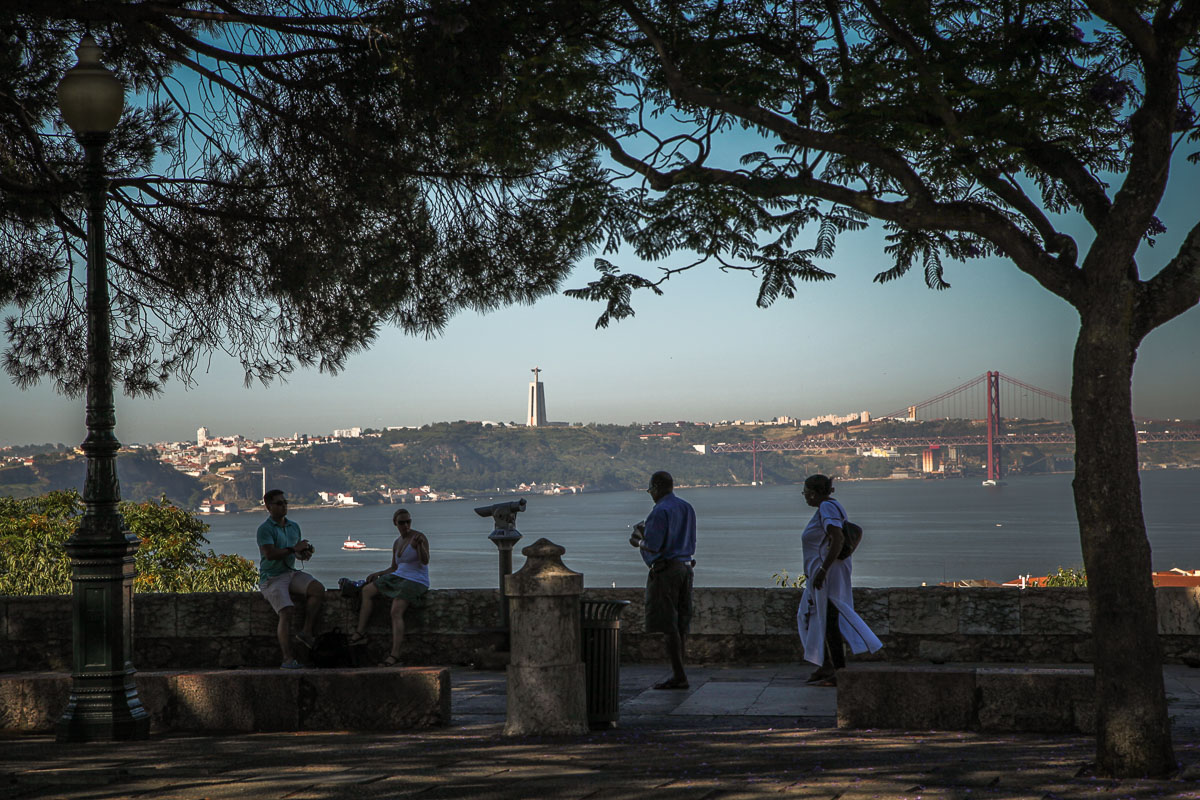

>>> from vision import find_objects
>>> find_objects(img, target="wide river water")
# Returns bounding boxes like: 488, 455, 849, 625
199, 470, 1198, 589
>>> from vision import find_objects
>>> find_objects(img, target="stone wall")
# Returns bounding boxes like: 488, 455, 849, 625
2, 586, 1198, 671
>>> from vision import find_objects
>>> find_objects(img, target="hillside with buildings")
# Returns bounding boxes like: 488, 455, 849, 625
3, 417, 1196, 509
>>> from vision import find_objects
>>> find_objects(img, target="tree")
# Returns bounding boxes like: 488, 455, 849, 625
0, 490, 257, 593
371, 0, 1197, 776
2, 1, 602, 396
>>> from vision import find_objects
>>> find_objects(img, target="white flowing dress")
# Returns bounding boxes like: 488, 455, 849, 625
796, 498, 883, 666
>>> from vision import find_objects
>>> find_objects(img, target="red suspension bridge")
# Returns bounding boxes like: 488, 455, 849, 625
708, 371, 1200, 482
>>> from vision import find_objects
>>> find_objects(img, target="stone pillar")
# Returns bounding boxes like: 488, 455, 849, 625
503, 538, 587, 736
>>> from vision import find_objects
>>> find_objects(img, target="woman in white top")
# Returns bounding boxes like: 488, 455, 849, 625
797, 474, 882, 685
349, 507, 430, 666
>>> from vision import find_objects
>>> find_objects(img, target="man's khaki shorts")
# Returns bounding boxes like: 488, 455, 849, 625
259, 570, 315, 613
644, 560, 694, 635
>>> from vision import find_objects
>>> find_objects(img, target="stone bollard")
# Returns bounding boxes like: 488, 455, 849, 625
502, 538, 588, 736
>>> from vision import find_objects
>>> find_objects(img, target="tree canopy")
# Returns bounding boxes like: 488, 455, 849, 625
2, 0, 608, 396
375, 0, 1197, 776
373, 0, 1199, 329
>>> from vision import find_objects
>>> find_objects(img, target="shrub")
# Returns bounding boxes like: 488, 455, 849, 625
0, 491, 257, 595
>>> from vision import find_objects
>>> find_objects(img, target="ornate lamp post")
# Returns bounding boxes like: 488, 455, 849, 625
54, 35, 149, 742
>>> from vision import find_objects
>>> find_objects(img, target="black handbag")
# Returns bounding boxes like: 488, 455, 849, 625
838, 520, 864, 560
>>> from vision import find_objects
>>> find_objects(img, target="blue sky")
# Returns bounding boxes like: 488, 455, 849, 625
3, 34, 1198, 447
3, 200, 1197, 447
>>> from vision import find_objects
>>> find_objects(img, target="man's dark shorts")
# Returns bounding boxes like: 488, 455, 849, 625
644, 559, 694, 634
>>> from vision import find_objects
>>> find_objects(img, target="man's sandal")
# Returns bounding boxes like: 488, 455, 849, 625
348, 631, 367, 646
378, 655, 400, 667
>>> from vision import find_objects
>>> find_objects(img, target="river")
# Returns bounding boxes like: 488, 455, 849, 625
198, 470, 1199, 589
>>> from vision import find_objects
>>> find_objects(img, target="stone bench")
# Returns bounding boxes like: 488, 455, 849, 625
837, 664, 1096, 734
0, 666, 450, 733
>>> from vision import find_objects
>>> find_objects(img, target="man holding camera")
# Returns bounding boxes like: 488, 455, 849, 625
630, 470, 697, 690
257, 489, 324, 668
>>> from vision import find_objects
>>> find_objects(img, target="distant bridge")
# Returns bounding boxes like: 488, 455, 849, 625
707, 430, 1199, 454
708, 372, 1198, 480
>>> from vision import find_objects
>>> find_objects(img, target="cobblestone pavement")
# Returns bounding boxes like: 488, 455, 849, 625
5, 664, 1200, 799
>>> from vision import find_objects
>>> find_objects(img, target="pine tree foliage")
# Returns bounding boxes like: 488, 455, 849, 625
2, 1, 620, 396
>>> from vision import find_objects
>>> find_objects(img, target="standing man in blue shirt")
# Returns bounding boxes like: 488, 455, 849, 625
257, 489, 324, 668
629, 471, 697, 690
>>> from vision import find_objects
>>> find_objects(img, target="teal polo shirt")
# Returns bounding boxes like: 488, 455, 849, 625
256, 517, 302, 583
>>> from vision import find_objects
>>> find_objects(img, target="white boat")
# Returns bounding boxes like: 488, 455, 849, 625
341, 537, 367, 550
981, 479, 1007, 487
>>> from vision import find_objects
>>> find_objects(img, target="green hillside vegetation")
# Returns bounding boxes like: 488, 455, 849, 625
4, 420, 1193, 509
0, 451, 204, 505
200, 420, 1058, 504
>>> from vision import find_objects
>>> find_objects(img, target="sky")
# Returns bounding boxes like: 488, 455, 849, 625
3, 203, 1197, 448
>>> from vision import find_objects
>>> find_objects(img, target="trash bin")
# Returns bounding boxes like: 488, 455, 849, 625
581, 599, 630, 729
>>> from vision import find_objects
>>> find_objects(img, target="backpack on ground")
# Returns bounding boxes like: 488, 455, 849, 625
309, 628, 357, 668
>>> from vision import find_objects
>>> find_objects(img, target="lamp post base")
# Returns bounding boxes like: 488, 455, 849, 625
56, 673, 150, 742
55, 534, 149, 743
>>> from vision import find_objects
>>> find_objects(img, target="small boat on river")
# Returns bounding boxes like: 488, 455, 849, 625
341, 537, 367, 550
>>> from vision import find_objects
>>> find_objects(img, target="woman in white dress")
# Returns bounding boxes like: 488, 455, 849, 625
797, 474, 882, 685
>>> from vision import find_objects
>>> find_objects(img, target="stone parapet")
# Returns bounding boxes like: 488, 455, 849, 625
0, 667, 449, 733
837, 663, 1096, 734
1, 586, 1198, 671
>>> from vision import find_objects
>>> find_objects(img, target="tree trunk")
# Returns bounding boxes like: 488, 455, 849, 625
1071, 313, 1175, 777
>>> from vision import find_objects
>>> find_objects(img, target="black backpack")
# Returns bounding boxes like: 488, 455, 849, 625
309, 628, 357, 668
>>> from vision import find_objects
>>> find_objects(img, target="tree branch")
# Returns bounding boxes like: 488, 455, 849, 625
1137, 219, 1200, 339
615, 0, 933, 200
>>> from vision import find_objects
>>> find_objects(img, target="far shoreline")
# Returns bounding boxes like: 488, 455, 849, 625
195, 466, 1200, 517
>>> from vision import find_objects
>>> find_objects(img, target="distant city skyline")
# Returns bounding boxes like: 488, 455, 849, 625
3, 188, 1199, 448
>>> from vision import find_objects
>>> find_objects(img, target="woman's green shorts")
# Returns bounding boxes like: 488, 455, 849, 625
373, 574, 429, 607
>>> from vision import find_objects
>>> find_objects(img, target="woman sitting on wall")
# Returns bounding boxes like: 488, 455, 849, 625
349, 507, 430, 666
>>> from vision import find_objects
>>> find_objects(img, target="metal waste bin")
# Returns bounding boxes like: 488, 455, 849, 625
581, 599, 630, 729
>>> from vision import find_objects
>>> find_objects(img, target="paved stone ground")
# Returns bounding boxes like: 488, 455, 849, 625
5, 664, 1200, 799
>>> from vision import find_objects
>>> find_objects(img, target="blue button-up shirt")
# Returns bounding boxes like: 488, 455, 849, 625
640, 492, 697, 567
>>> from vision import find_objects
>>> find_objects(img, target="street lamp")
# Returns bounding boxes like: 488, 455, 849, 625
54, 35, 149, 742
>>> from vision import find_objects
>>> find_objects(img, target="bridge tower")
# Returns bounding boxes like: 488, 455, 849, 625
750, 440, 764, 484
986, 371, 1002, 481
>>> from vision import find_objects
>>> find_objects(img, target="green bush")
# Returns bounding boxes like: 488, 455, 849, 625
0, 490, 257, 595
1042, 566, 1088, 587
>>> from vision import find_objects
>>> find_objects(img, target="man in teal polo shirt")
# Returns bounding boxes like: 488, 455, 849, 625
257, 489, 324, 668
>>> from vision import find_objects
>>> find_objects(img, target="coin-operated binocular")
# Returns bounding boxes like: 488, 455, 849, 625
474, 498, 527, 536
474, 498, 528, 632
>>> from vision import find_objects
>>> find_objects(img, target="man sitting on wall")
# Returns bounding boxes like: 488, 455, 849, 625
257, 489, 324, 668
